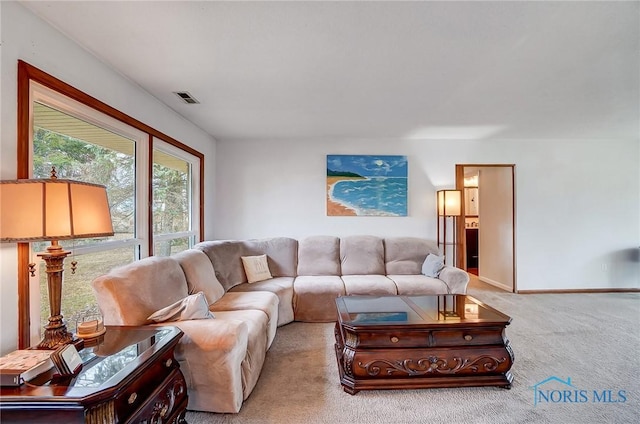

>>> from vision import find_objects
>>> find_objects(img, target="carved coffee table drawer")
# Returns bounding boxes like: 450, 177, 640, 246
349, 330, 432, 348
431, 328, 504, 347
351, 346, 513, 379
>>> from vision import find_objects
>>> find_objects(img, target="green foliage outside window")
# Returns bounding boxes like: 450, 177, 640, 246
32, 125, 192, 333
33, 127, 135, 236
33, 126, 137, 332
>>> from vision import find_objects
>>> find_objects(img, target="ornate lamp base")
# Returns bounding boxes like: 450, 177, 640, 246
36, 314, 74, 350
35, 241, 78, 350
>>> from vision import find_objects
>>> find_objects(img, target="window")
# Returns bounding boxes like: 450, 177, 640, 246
18, 61, 204, 347
31, 91, 145, 337
152, 140, 200, 257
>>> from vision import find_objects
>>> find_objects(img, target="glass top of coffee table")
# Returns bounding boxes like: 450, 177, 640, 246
336, 295, 510, 327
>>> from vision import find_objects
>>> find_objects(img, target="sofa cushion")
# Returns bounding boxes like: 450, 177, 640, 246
165, 318, 249, 413
384, 237, 441, 275
210, 291, 279, 348
195, 237, 298, 289
91, 256, 189, 326
173, 249, 226, 305
297, 235, 341, 276
213, 310, 269, 401
342, 275, 397, 295
293, 275, 345, 322
229, 277, 295, 326
147, 292, 214, 323
388, 275, 450, 295
340, 235, 385, 275
241, 238, 298, 278
241, 254, 273, 283
195, 240, 247, 290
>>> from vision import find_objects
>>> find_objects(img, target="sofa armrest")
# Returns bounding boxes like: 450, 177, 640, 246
438, 266, 470, 294
160, 318, 249, 413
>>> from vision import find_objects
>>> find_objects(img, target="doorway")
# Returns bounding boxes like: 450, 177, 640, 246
455, 164, 516, 293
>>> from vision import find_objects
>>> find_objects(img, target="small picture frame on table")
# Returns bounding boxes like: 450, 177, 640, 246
51, 344, 83, 378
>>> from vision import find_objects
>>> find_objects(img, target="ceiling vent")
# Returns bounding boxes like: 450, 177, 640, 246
173, 91, 200, 104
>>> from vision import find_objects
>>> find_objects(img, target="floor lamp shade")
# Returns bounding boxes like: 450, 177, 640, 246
437, 190, 461, 217
0, 177, 113, 349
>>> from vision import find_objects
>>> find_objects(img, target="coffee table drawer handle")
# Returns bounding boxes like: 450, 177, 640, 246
464, 334, 473, 341
390, 336, 399, 343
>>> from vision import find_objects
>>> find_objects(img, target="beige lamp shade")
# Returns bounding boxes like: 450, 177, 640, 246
437, 190, 461, 216
0, 179, 113, 242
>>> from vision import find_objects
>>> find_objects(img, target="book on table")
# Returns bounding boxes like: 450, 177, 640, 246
0, 349, 55, 386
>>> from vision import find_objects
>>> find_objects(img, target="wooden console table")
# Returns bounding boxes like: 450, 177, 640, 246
335, 295, 514, 394
0, 326, 187, 423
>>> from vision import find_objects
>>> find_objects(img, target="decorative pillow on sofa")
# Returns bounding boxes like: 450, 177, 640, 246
421, 254, 445, 277
241, 254, 273, 283
147, 292, 214, 323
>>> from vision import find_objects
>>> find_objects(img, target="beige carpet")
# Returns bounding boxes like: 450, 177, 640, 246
187, 280, 639, 424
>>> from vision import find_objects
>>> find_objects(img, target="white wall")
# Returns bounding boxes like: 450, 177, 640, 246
215, 139, 441, 240
216, 138, 640, 292
0, 2, 217, 354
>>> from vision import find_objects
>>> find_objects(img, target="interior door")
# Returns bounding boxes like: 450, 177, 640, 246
455, 164, 516, 292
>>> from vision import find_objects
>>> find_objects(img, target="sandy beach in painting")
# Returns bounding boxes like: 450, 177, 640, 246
326, 176, 362, 216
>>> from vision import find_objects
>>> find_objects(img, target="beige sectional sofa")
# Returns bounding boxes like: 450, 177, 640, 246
91, 235, 469, 413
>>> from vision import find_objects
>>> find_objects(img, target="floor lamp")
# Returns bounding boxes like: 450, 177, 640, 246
437, 190, 461, 266
0, 169, 113, 350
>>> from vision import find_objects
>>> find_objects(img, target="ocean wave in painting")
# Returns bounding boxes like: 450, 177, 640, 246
331, 177, 407, 216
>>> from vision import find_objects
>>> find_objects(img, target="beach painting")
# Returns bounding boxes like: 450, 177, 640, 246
327, 155, 408, 216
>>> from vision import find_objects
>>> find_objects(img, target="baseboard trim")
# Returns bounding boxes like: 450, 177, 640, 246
478, 276, 512, 292
517, 288, 640, 294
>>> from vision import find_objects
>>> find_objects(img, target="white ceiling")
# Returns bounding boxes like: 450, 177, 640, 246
21, 1, 640, 142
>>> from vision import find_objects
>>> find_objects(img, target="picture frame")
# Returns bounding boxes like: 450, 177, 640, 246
326, 155, 408, 216
51, 344, 83, 376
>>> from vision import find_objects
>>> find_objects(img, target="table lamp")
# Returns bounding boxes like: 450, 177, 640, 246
0, 168, 113, 349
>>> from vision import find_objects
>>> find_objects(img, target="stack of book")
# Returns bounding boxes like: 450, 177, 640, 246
0, 349, 55, 386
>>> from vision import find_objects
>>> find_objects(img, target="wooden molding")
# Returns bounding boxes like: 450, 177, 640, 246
454, 165, 465, 269
17, 61, 31, 348
18, 61, 203, 159
518, 288, 640, 294
148, 135, 155, 256
199, 156, 205, 242
16, 60, 206, 347
17, 244, 31, 348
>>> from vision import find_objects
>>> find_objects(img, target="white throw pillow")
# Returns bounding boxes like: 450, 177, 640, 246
147, 292, 214, 323
241, 254, 273, 283
422, 254, 445, 277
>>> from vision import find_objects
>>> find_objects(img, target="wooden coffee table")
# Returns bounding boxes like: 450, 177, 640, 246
334, 295, 514, 394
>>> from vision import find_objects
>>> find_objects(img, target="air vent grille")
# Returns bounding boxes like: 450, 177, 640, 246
173, 91, 200, 104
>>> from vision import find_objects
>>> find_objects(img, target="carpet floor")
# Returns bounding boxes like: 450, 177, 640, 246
186, 280, 639, 424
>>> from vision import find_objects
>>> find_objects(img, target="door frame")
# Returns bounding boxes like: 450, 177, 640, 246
455, 164, 517, 293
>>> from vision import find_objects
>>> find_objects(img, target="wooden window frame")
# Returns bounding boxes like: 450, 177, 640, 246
16, 60, 205, 347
